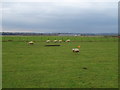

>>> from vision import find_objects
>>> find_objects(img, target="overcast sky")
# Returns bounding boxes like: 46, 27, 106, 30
1, 0, 119, 33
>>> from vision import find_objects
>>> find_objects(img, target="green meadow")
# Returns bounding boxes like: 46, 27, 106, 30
2, 36, 118, 88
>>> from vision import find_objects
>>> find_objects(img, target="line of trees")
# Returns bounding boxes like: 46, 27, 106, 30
1, 32, 118, 36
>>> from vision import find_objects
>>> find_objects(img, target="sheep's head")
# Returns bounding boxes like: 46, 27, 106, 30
72, 48, 75, 52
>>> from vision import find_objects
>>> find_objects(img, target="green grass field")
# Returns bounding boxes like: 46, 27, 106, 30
2, 36, 118, 88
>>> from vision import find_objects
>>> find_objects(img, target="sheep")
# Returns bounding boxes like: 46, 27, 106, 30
72, 48, 80, 53
58, 40, 62, 43
46, 40, 50, 43
66, 39, 70, 42
77, 46, 81, 48
53, 40, 58, 43
28, 41, 34, 45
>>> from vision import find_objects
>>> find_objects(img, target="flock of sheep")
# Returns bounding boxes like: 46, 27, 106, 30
28, 39, 80, 53
46, 39, 70, 43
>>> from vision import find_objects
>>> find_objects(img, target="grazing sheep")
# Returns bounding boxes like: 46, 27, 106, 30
53, 40, 58, 43
46, 40, 50, 43
28, 41, 34, 45
66, 39, 70, 42
72, 48, 80, 53
77, 46, 81, 48
58, 40, 62, 43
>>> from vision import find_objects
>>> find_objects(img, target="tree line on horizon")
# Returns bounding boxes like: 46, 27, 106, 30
1, 32, 118, 36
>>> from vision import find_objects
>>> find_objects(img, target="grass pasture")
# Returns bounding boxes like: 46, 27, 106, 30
2, 36, 118, 88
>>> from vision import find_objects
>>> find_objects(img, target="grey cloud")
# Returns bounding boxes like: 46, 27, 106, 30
2, 2, 118, 33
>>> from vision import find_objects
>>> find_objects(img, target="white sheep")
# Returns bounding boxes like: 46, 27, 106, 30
66, 39, 70, 42
58, 40, 62, 43
28, 41, 34, 45
72, 48, 80, 53
46, 40, 50, 43
53, 40, 58, 43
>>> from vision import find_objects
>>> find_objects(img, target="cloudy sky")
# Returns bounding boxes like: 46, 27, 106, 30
1, 0, 119, 33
